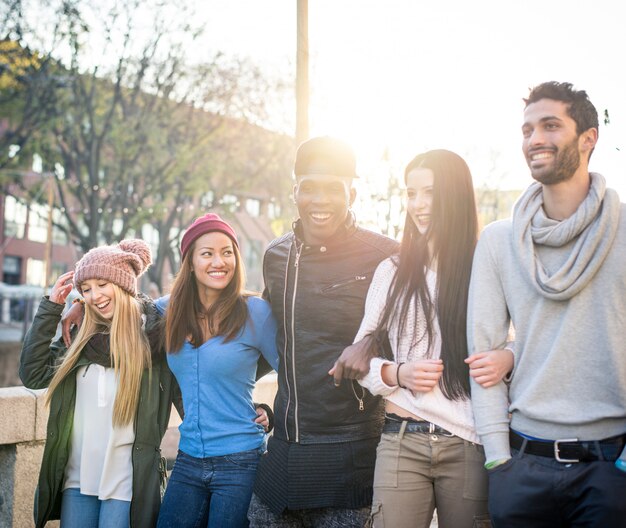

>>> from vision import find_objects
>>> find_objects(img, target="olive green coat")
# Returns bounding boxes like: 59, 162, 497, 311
19, 296, 179, 528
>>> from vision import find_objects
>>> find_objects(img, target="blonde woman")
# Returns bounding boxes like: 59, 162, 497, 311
20, 240, 179, 528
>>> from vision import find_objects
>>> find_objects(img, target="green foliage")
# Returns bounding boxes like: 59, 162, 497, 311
2, 0, 295, 288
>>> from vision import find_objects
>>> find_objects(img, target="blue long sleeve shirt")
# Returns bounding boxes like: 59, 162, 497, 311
156, 295, 279, 458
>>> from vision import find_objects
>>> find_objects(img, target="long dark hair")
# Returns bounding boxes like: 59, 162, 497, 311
372, 149, 478, 400
165, 240, 249, 352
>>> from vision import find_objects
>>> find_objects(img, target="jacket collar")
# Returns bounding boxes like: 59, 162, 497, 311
292, 212, 357, 248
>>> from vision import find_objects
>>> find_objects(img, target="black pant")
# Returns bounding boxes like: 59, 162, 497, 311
488, 447, 626, 527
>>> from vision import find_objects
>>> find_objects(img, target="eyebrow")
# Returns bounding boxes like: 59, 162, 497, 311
197, 245, 233, 251
523, 115, 564, 127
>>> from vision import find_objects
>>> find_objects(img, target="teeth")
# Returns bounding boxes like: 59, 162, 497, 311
311, 213, 331, 220
208, 271, 226, 277
96, 300, 110, 309
531, 152, 553, 161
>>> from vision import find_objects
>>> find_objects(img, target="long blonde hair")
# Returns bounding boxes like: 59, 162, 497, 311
46, 284, 152, 426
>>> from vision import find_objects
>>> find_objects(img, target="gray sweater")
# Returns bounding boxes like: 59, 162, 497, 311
468, 173, 626, 463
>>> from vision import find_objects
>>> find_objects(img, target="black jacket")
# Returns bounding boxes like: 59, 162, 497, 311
263, 217, 398, 444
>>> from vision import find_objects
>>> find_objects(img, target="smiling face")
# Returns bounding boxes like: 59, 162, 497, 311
81, 279, 117, 319
522, 98, 586, 185
406, 167, 434, 236
293, 173, 356, 245
191, 231, 236, 300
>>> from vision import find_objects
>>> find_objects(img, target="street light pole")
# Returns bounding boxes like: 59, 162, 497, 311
43, 174, 54, 289
296, 0, 309, 146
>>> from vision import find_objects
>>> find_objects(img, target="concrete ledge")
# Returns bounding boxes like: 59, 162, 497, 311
0, 387, 48, 445
0, 387, 43, 445
253, 372, 278, 408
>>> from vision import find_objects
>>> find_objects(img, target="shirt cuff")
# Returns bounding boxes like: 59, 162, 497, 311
359, 357, 397, 396
481, 431, 512, 465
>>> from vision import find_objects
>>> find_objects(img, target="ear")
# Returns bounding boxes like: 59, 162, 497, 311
349, 186, 357, 207
579, 127, 598, 157
292, 183, 298, 203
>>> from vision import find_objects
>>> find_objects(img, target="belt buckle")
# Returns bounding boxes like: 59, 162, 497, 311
554, 438, 579, 463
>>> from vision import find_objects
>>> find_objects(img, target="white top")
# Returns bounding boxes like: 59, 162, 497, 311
63, 364, 135, 501
357, 257, 479, 443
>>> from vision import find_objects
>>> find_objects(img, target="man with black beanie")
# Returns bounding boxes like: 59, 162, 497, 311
248, 137, 398, 527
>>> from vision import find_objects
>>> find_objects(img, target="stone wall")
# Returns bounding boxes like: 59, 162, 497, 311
0, 375, 278, 527
0, 386, 53, 528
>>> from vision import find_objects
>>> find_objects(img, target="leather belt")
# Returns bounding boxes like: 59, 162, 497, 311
509, 430, 626, 463
383, 417, 454, 436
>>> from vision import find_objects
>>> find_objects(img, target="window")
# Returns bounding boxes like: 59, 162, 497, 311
112, 217, 124, 237
244, 239, 262, 272
268, 201, 281, 220
245, 199, 261, 217
4, 195, 28, 238
220, 194, 238, 213
50, 263, 67, 285
26, 258, 45, 287
52, 208, 68, 245
32, 153, 43, 173
3, 255, 22, 285
142, 223, 160, 246
142, 223, 160, 259
200, 191, 214, 208
27, 203, 48, 243
8, 144, 20, 158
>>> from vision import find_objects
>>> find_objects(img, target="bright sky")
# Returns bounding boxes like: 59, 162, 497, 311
195, 0, 626, 204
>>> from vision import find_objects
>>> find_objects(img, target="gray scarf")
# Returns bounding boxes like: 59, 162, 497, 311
512, 173, 620, 301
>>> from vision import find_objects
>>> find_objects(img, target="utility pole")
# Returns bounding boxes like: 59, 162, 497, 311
43, 174, 54, 289
296, 0, 309, 146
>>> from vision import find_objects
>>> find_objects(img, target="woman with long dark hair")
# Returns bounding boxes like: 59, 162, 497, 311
156, 213, 279, 528
355, 150, 513, 528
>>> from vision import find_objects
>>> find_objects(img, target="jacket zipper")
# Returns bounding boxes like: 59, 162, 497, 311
322, 275, 367, 292
290, 242, 303, 442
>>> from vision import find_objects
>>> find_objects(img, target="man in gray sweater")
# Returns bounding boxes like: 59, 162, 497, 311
468, 81, 626, 527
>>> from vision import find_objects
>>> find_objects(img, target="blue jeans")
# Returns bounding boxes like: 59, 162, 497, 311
60, 488, 130, 528
157, 447, 263, 528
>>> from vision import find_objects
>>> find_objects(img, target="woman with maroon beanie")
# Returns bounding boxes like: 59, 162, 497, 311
156, 213, 279, 528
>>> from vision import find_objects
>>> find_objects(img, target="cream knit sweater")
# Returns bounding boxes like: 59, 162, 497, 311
357, 257, 480, 443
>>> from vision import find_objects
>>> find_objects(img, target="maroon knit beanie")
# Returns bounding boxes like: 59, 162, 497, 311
74, 239, 152, 296
180, 213, 239, 260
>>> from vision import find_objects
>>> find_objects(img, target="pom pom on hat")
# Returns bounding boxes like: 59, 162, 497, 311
74, 239, 152, 296
118, 239, 152, 273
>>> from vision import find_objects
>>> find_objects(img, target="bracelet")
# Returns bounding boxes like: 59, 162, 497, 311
396, 362, 405, 388
72, 297, 85, 305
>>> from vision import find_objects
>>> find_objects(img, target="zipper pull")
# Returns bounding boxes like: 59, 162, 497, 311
359, 400, 364, 411
294, 245, 302, 268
